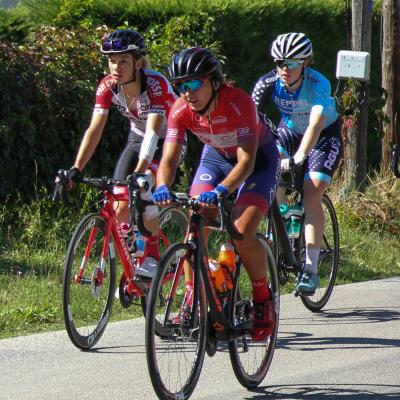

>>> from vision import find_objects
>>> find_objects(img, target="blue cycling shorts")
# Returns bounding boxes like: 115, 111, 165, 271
190, 140, 280, 215
276, 118, 343, 184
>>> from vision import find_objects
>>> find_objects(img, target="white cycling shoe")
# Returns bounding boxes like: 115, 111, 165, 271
135, 257, 158, 278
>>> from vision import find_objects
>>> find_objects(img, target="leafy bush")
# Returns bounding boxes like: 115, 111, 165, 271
1, 0, 386, 203
0, 5, 32, 41
0, 13, 219, 202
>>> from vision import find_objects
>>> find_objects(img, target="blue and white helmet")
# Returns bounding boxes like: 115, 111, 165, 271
271, 33, 313, 60
100, 29, 147, 55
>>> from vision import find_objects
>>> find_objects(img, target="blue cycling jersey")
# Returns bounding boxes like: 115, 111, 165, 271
252, 68, 338, 135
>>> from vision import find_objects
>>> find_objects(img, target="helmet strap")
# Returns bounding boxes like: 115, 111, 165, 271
119, 68, 138, 86
197, 80, 220, 115
286, 67, 305, 90
197, 90, 217, 115
288, 73, 303, 88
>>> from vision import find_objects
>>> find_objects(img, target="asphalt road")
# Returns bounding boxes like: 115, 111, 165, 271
1, 278, 399, 400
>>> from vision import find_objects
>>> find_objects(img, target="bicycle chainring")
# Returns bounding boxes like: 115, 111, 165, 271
119, 274, 137, 308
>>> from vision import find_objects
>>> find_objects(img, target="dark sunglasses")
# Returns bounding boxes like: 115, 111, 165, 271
102, 39, 126, 51
275, 59, 304, 70
175, 77, 207, 94
102, 39, 140, 53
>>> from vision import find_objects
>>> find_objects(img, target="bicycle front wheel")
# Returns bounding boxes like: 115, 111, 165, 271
300, 193, 339, 311
145, 243, 207, 400
140, 206, 188, 316
62, 213, 116, 349
228, 234, 279, 388
159, 206, 188, 253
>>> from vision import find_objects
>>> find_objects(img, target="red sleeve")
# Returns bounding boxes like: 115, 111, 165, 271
165, 98, 190, 145
94, 75, 114, 114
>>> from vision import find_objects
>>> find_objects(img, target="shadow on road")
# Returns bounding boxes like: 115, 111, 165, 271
244, 384, 400, 399
244, 384, 400, 400
281, 307, 400, 327
277, 306, 400, 351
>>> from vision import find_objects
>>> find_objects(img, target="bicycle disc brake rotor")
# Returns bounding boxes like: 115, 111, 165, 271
91, 269, 103, 298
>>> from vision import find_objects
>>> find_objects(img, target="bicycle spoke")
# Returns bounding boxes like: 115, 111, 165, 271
229, 234, 279, 388
62, 214, 115, 349
301, 194, 339, 311
146, 243, 206, 400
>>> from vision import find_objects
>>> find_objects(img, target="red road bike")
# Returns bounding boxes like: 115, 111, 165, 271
53, 171, 188, 349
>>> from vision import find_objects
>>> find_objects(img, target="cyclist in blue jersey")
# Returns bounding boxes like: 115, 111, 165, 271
252, 32, 343, 294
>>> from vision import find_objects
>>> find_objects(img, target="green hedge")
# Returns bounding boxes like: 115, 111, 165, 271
1, 0, 384, 202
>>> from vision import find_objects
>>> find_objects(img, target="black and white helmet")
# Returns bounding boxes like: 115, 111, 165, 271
271, 33, 313, 60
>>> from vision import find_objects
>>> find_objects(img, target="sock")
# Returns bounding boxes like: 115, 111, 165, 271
185, 281, 193, 305
120, 222, 130, 236
251, 276, 270, 303
144, 235, 159, 260
305, 248, 320, 274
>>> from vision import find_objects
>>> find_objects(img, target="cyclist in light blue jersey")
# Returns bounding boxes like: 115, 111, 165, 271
252, 32, 343, 294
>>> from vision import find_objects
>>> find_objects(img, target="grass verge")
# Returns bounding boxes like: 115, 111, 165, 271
0, 171, 399, 340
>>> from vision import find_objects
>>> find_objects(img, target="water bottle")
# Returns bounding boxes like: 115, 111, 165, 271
279, 203, 291, 234
209, 258, 227, 294
217, 242, 235, 290
121, 222, 135, 251
288, 203, 303, 239
132, 227, 146, 257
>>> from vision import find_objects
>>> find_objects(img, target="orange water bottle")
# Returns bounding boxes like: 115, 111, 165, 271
217, 242, 235, 290
209, 258, 227, 293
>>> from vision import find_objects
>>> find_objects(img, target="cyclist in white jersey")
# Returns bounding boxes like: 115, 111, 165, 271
63, 29, 177, 278
252, 32, 343, 294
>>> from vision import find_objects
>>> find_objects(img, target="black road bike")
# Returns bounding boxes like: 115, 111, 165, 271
145, 193, 279, 400
268, 163, 340, 312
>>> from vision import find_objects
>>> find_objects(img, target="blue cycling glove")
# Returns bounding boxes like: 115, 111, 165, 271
198, 184, 229, 206
152, 185, 174, 204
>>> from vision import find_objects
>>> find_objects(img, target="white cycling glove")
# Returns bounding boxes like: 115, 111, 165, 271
280, 158, 291, 171
280, 152, 306, 171
293, 151, 306, 165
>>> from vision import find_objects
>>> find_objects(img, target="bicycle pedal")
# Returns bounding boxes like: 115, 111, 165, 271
297, 289, 315, 297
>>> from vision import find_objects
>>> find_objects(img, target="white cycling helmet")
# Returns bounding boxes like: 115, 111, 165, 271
271, 32, 313, 60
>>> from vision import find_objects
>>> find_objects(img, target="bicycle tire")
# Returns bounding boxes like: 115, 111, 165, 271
228, 233, 279, 388
299, 193, 339, 311
140, 206, 188, 316
62, 213, 116, 350
145, 242, 207, 400
266, 216, 289, 285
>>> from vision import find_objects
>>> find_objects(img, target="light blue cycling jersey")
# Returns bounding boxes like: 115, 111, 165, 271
252, 67, 338, 135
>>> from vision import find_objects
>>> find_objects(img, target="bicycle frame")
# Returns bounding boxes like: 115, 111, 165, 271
174, 196, 248, 341
270, 197, 302, 273
54, 172, 170, 299
270, 163, 305, 275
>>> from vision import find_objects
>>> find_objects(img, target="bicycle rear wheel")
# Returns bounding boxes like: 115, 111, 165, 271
145, 243, 207, 400
228, 234, 279, 388
300, 193, 339, 311
62, 214, 116, 349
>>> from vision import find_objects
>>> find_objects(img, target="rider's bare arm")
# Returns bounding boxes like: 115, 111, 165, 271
73, 112, 108, 171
